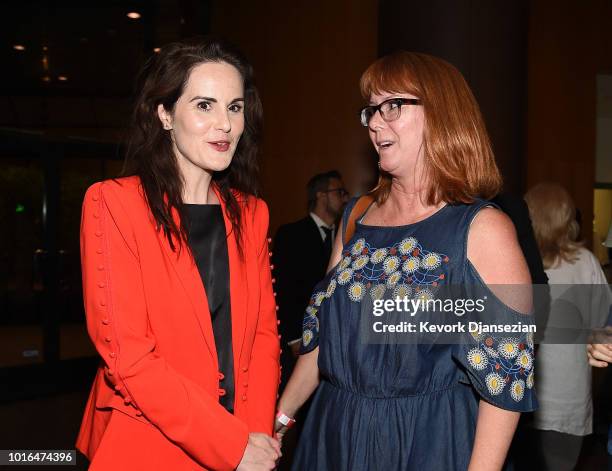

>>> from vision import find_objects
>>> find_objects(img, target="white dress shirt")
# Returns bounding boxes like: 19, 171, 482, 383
310, 212, 335, 244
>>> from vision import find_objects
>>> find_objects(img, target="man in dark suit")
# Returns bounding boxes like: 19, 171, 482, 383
273, 170, 349, 389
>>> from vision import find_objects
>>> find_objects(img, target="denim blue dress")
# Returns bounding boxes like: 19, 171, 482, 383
292, 199, 537, 470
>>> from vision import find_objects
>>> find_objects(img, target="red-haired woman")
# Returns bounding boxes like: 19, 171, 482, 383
76, 38, 280, 471
276, 52, 537, 470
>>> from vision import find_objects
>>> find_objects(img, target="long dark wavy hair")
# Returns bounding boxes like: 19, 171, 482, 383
122, 37, 263, 256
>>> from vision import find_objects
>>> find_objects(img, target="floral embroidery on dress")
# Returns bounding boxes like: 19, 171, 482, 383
348, 282, 366, 302
485, 372, 505, 395
325, 279, 337, 298
336, 237, 449, 303
393, 283, 412, 299
526, 370, 534, 389
498, 338, 520, 359
510, 379, 525, 401
352, 255, 369, 270
302, 304, 319, 348
370, 284, 386, 302
414, 288, 435, 302
371, 248, 388, 264
467, 347, 488, 370
302, 235, 449, 350
467, 334, 534, 402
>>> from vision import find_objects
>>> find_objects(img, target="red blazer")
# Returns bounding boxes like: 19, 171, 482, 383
76, 177, 280, 470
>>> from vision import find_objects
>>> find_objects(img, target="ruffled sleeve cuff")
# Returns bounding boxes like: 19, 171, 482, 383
454, 330, 538, 412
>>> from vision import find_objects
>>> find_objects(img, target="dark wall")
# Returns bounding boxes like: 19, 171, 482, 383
526, 0, 612, 247
211, 0, 379, 233
378, 0, 529, 195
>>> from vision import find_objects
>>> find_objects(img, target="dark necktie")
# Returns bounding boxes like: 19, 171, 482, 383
321, 226, 333, 259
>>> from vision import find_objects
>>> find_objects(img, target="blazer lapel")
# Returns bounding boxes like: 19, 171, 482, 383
213, 186, 248, 368
306, 216, 327, 256
157, 208, 218, 363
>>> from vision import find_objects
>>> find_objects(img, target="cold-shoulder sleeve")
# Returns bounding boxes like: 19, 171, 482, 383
453, 290, 538, 412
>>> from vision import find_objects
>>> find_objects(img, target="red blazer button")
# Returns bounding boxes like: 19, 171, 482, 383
101, 318, 110, 325
242, 366, 248, 372
104, 337, 112, 343
241, 395, 247, 401
218, 388, 226, 397
218, 372, 225, 380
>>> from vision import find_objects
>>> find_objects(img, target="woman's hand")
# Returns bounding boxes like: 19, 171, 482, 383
273, 414, 294, 445
236, 433, 281, 471
274, 423, 286, 446
587, 327, 612, 367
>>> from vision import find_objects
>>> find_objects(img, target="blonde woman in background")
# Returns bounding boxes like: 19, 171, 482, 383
525, 182, 612, 471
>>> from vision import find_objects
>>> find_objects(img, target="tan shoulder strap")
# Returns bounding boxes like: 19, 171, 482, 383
343, 195, 375, 246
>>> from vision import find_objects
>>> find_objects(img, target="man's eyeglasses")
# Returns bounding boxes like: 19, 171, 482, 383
359, 98, 421, 128
323, 188, 349, 197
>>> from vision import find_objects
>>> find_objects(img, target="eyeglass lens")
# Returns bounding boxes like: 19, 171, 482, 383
361, 100, 401, 127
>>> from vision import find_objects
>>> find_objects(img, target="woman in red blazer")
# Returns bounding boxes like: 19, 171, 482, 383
76, 38, 281, 471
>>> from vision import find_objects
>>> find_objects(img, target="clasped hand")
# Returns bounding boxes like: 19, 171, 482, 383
237, 433, 281, 471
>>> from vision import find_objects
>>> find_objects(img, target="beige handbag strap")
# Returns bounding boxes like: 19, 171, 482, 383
343, 195, 375, 246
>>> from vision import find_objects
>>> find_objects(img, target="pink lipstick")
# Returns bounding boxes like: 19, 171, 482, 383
209, 141, 230, 152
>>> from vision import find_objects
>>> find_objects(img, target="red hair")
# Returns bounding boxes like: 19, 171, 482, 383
359, 51, 502, 204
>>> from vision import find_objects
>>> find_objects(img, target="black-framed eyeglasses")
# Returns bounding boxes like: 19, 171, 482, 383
323, 188, 349, 197
359, 98, 421, 127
